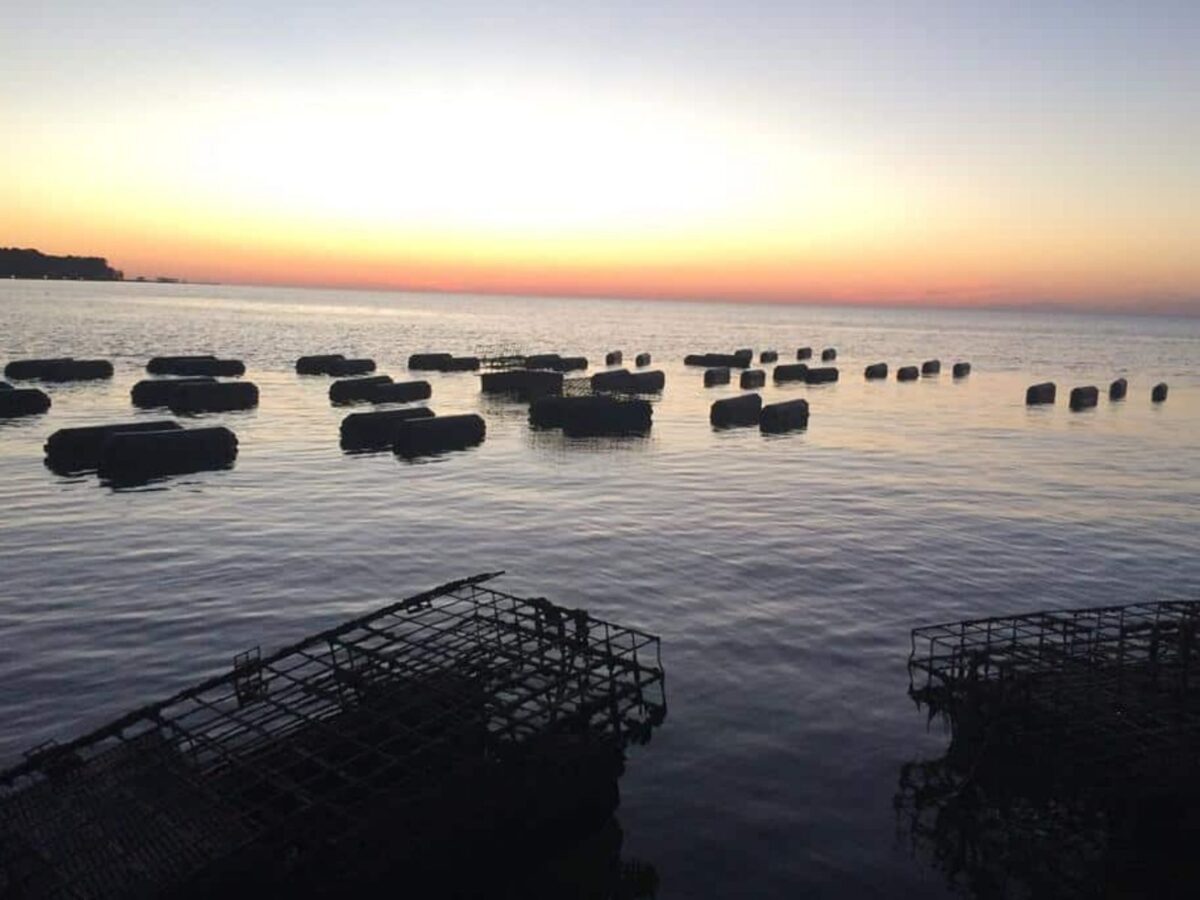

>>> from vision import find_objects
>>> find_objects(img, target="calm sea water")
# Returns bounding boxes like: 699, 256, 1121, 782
1, 281, 1198, 897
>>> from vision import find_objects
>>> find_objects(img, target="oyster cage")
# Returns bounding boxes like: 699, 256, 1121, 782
908, 598, 1200, 783
0, 573, 667, 898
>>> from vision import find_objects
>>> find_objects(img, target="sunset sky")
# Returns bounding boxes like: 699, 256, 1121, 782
3, 1, 1198, 311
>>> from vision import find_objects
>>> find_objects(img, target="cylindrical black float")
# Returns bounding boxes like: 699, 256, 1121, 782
805, 367, 839, 384
605, 351, 623, 366
363, 381, 432, 404
1069, 386, 1099, 411
0, 388, 51, 418
560, 398, 652, 437
1152, 382, 1168, 403
864, 363, 888, 380
1109, 378, 1127, 401
340, 407, 436, 450
760, 399, 810, 433
296, 354, 346, 375
558, 356, 589, 372
394, 414, 487, 457
480, 370, 563, 398
444, 357, 480, 372
898, 366, 920, 382
796, 347, 813, 360
168, 382, 259, 414
759, 350, 778, 364
952, 362, 971, 378
591, 369, 631, 391
327, 358, 376, 377
821, 348, 837, 361
147, 356, 244, 377
45, 421, 181, 473
704, 367, 731, 387
329, 375, 394, 404
774, 364, 809, 383
408, 353, 454, 371
921, 359, 941, 375
740, 369, 766, 389
635, 352, 651, 367
97, 427, 238, 483
1026, 382, 1056, 404
132, 377, 217, 408
5, 358, 113, 382
710, 393, 762, 428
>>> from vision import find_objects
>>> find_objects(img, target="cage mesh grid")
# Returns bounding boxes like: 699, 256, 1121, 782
908, 599, 1200, 775
0, 573, 666, 899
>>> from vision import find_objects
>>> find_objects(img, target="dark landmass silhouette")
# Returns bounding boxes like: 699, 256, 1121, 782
1, 247, 122, 281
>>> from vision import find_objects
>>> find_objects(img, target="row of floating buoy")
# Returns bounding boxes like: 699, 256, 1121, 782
710, 395, 810, 433
863, 360, 971, 380
1027, 378, 1168, 408
299, 353, 486, 457
42, 421, 238, 484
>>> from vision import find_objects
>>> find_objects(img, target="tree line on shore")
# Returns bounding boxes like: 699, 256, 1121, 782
1, 247, 123, 281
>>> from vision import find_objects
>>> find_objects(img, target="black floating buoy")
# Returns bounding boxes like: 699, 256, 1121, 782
0, 388, 51, 418
1026, 382, 1056, 405
97, 426, 238, 484
710, 393, 762, 428
805, 367, 838, 384
327, 358, 375, 377
529, 395, 576, 428
558, 356, 588, 372
796, 347, 813, 361
330, 375, 394, 405
740, 369, 766, 389
407, 353, 453, 371
773, 363, 808, 383
297, 354, 343, 374
864, 362, 888, 380
1069, 386, 1098, 411
921, 359, 940, 375
364, 381, 433, 404
1152, 382, 1168, 403
167, 381, 259, 414
341, 407, 435, 450
760, 398, 809, 434
444, 357, 480, 372
592, 370, 664, 393
394, 414, 487, 457
45, 421, 181, 473
5, 358, 113, 382
759, 350, 778, 364
131, 377, 217, 409
897, 366, 919, 382
953, 362, 971, 378
480, 369, 563, 398
605, 350, 623, 366
704, 367, 731, 387
635, 352, 651, 367
1109, 377, 1127, 401
733, 349, 754, 368
821, 348, 837, 361
560, 397, 652, 437
684, 353, 736, 368
147, 356, 244, 377
525, 353, 562, 370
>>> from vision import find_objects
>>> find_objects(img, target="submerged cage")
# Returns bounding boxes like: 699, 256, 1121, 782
901, 599, 1200, 897
0, 574, 667, 898
909, 599, 1200, 782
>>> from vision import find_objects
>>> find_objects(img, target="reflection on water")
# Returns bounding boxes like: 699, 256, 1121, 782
1, 281, 1198, 897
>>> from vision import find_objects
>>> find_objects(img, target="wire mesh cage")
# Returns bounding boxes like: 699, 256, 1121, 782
0, 573, 667, 898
